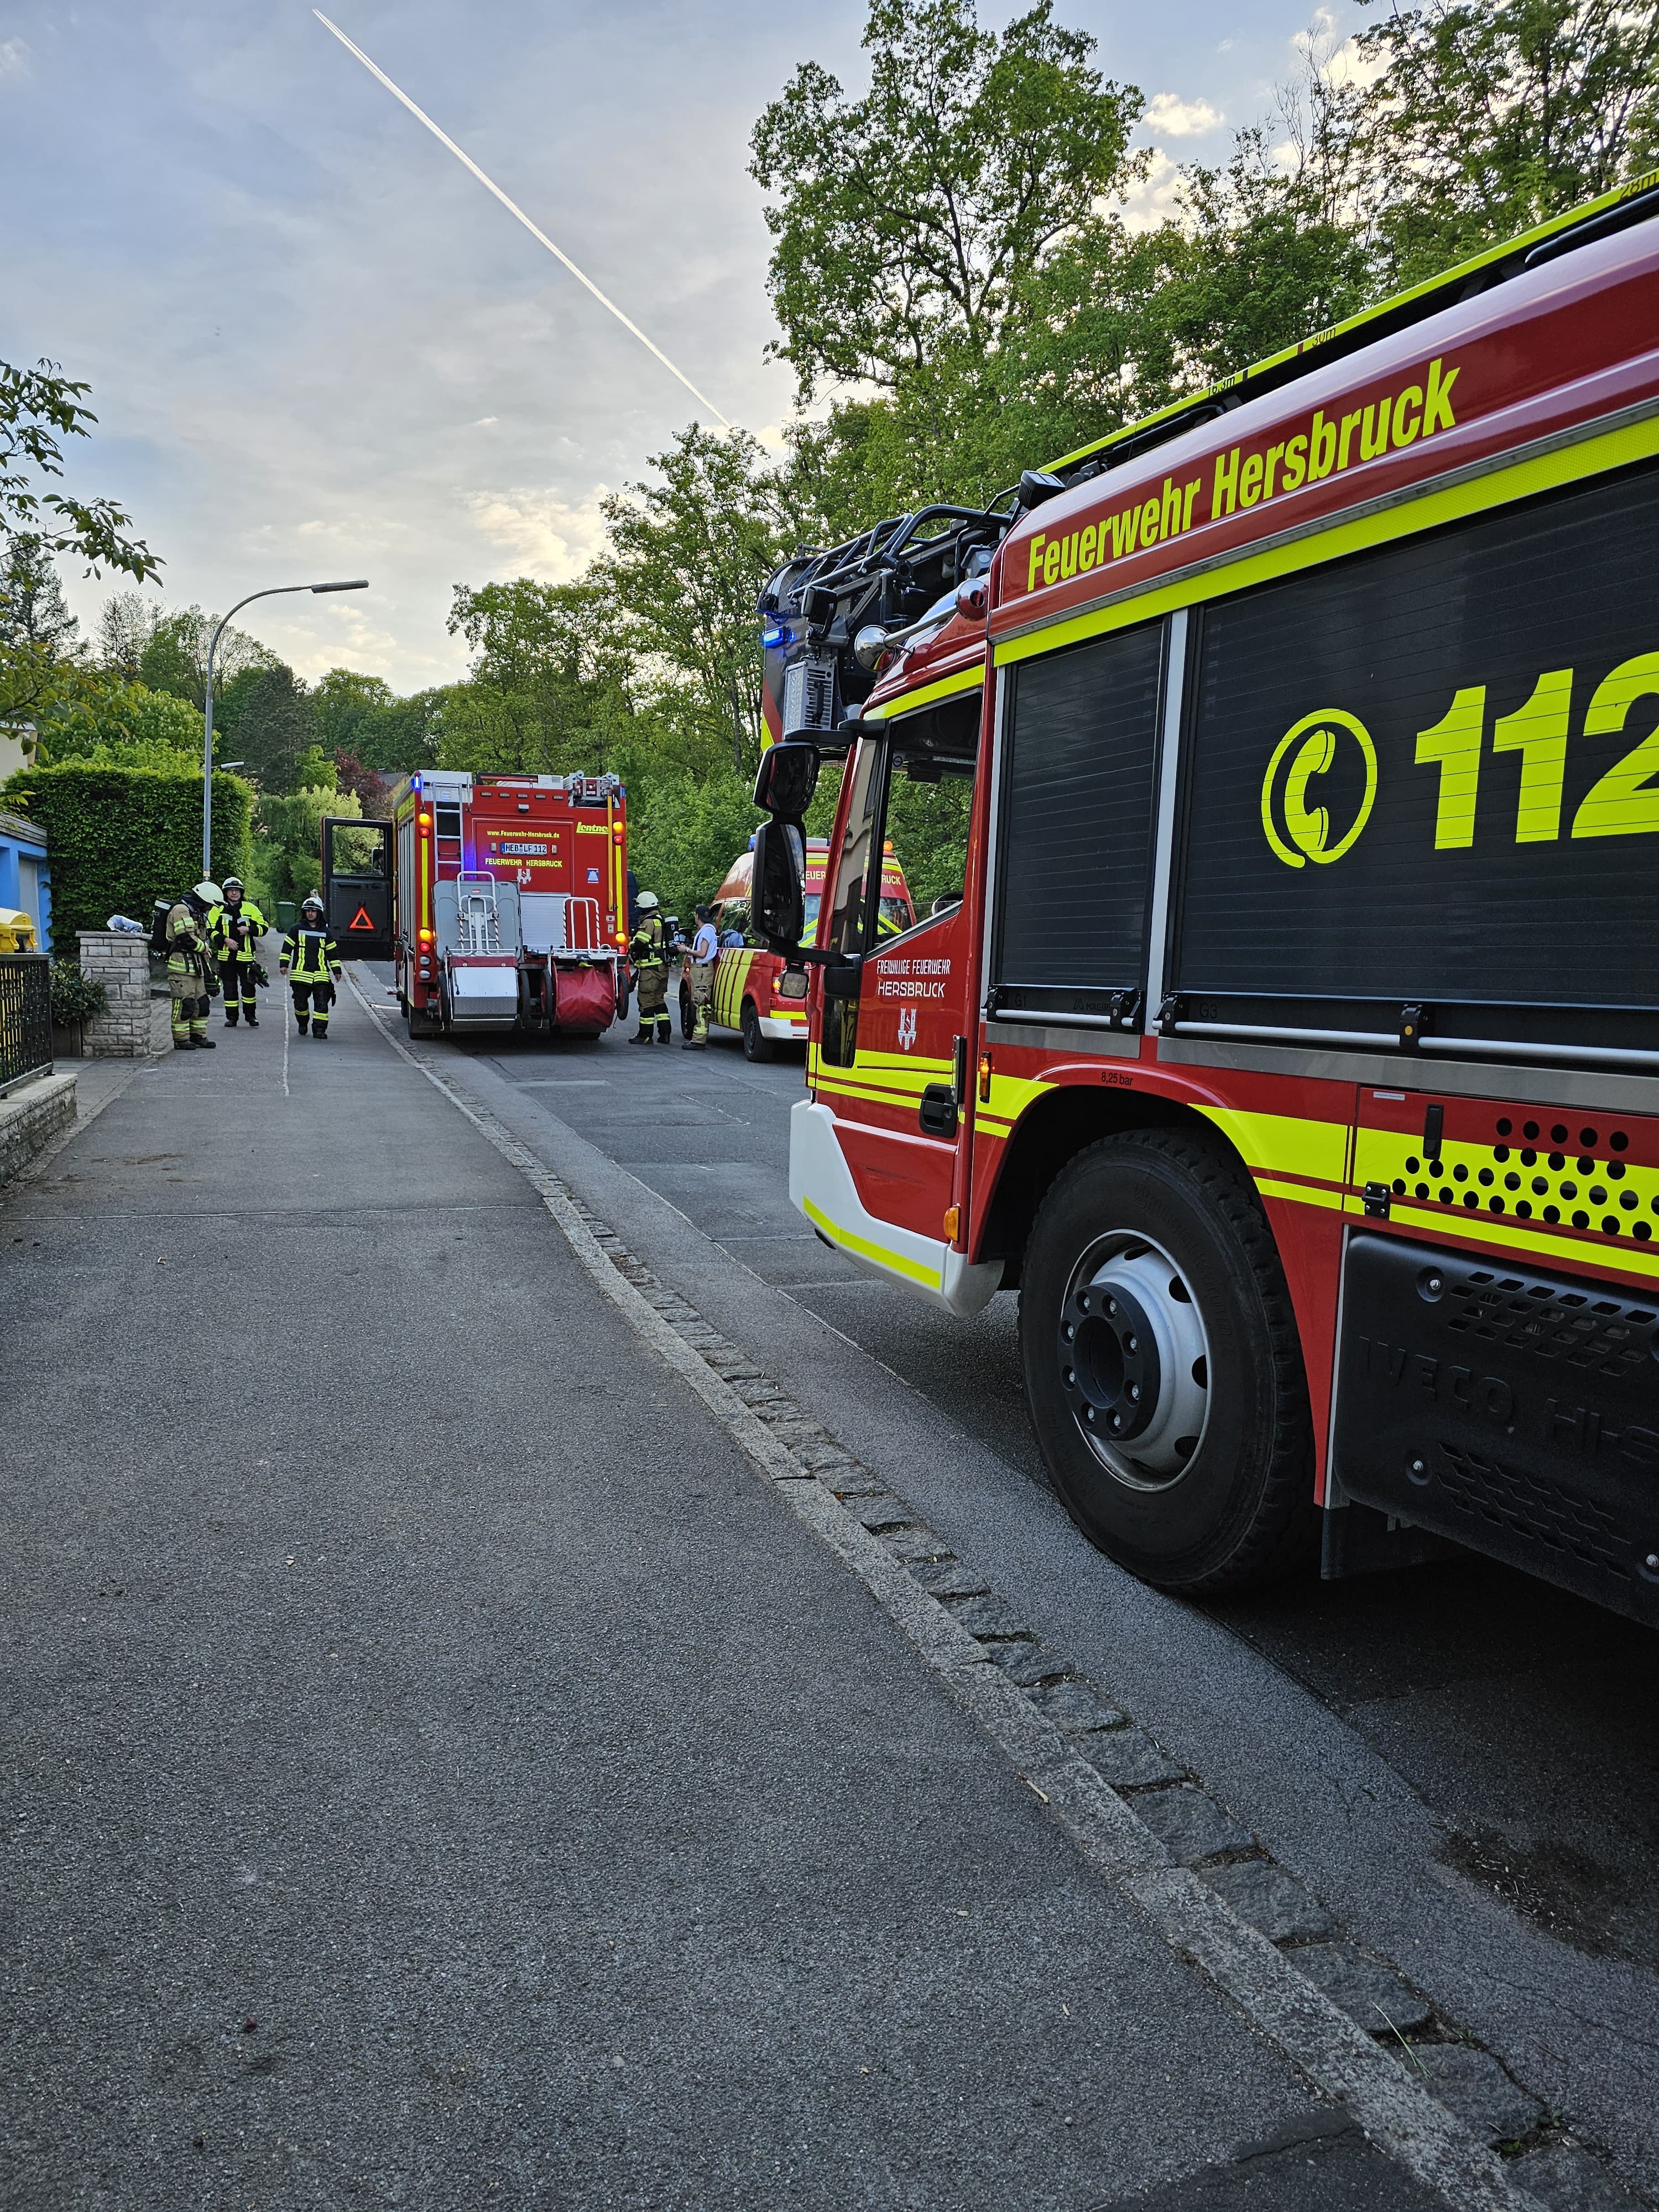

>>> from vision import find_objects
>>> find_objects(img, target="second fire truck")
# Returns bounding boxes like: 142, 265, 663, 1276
322, 770, 629, 1040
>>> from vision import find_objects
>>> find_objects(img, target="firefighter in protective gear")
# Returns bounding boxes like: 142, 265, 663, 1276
682, 904, 717, 1050
629, 890, 671, 1044
280, 893, 342, 1039
165, 884, 222, 1049
208, 876, 268, 1028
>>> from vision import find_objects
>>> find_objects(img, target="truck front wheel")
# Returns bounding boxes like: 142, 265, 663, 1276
1018, 1129, 1315, 1593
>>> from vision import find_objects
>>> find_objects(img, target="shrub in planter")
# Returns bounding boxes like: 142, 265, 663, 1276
50, 959, 108, 1027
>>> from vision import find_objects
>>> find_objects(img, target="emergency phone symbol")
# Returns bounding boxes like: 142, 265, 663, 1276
896, 1005, 918, 1051
1260, 708, 1378, 869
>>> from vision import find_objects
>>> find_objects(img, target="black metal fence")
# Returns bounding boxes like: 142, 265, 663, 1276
0, 953, 53, 1094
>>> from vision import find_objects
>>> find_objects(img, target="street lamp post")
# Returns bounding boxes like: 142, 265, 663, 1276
201, 579, 369, 877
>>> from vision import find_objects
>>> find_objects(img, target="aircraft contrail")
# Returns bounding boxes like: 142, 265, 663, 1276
313, 11, 733, 429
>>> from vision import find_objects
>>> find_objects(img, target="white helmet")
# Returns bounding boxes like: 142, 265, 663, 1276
301, 891, 324, 915
637, 891, 659, 912
193, 880, 223, 907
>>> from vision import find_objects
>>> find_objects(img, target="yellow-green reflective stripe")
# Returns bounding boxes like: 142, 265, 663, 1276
1199, 1107, 1350, 1183
1347, 1190, 1659, 1280
801, 1194, 942, 1288
816, 1078, 928, 1114
995, 414, 1659, 668
849, 1062, 956, 1079
1255, 1177, 1345, 1211
863, 665, 984, 722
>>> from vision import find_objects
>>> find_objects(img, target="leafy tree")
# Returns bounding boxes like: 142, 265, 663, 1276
1149, 129, 1376, 387
249, 779, 358, 911
96, 591, 154, 682
95, 592, 276, 710
1, 535, 79, 658
779, 213, 1182, 519
751, 0, 1145, 398
0, 533, 83, 719
598, 424, 802, 779
231, 664, 316, 794
215, 659, 269, 741
312, 667, 395, 755
35, 679, 200, 771
1354, 0, 1659, 284
351, 686, 444, 773
622, 764, 768, 925
440, 580, 633, 776
333, 749, 390, 810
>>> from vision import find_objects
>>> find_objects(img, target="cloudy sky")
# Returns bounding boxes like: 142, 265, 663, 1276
1, 1, 1357, 693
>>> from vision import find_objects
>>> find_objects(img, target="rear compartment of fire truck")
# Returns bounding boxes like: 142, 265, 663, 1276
398, 773, 626, 1040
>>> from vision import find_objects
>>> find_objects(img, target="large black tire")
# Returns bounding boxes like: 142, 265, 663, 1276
1018, 1128, 1316, 1593
740, 999, 775, 1063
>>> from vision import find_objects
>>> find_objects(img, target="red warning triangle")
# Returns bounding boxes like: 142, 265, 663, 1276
347, 904, 377, 932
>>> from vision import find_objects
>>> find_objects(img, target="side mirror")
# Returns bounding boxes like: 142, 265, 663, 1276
753, 740, 820, 817
752, 816, 806, 951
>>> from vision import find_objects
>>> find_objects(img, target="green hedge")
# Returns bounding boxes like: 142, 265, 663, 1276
4, 763, 252, 947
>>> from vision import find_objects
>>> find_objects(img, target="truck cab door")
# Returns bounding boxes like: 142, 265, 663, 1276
322, 817, 395, 961
792, 718, 1001, 1316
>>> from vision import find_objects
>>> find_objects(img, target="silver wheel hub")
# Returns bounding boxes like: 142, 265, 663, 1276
1056, 1234, 1211, 1490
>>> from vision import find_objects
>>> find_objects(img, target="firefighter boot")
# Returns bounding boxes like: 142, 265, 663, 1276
313, 1020, 330, 1040
224, 1004, 239, 1028
631, 1029, 654, 1044
295, 1015, 309, 1035
245, 1007, 258, 1026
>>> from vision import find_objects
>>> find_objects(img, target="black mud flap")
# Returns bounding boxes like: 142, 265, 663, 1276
1332, 1233, 1659, 1625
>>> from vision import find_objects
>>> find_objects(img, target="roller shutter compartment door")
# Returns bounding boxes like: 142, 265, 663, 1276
992, 620, 1164, 1023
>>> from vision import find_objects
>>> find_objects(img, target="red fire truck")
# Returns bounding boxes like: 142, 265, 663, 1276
688, 838, 916, 1058
322, 771, 629, 1039
749, 176, 1659, 1626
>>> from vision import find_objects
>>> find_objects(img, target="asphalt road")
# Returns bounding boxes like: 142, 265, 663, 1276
2, 990, 1333, 2211
419, 990, 1659, 2200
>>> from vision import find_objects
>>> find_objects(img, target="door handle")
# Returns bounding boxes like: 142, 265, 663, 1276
919, 1083, 959, 1139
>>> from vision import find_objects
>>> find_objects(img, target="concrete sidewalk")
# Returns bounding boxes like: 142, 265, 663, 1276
4, 983, 1334, 2209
